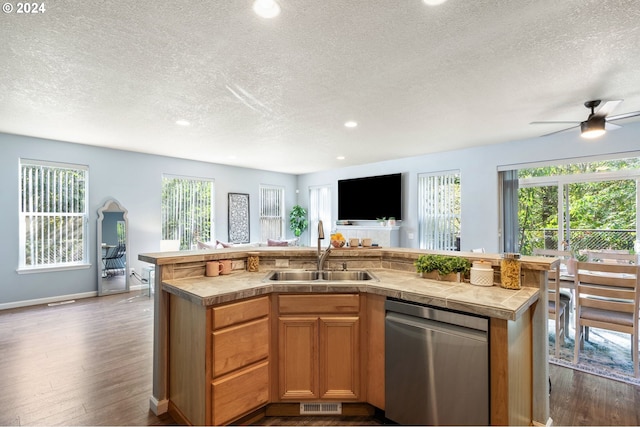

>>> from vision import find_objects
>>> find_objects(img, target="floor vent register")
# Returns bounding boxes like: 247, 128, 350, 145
299, 402, 342, 415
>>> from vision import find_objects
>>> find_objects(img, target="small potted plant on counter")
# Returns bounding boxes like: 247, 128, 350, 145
414, 254, 471, 282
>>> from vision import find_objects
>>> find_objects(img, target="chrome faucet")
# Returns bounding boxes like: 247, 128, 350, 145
317, 220, 332, 271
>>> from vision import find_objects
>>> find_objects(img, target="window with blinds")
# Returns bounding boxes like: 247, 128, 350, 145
19, 159, 89, 269
418, 171, 461, 250
259, 185, 284, 241
309, 185, 332, 244
162, 175, 214, 250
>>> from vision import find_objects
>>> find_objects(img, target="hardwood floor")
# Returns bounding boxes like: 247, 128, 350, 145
549, 363, 640, 426
0, 292, 173, 426
0, 292, 638, 426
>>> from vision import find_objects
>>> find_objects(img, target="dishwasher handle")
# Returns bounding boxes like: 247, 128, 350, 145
386, 311, 488, 342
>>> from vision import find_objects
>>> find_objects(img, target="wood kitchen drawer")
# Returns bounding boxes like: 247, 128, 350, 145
211, 360, 269, 426
278, 294, 359, 314
212, 317, 269, 377
212, 295, 269, 330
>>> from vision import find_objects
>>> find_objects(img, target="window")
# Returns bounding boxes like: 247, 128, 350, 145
162, 175, 214, 250
514, 158, 639, 256
309, 185, 332, 244
259, 185, 284, 241
19, 159, 88, 270
417, 171, 461, 250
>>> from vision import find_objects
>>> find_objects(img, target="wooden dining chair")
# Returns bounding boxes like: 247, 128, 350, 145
585, 250, 637, 265
573, 261, 639, 377
533, 249, 573, 356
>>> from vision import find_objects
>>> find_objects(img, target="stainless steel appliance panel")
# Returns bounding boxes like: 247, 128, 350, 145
385, 299, 489, 425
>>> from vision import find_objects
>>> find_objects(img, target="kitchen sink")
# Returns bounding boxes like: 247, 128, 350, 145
320, 270, 376, 281
265, 270, 321, 281
263, 269, 377, 282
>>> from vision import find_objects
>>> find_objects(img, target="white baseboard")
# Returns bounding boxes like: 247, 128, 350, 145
0, 284, 153, 311
0, 291, 98, 311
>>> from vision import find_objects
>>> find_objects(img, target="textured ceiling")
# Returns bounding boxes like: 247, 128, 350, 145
2, 0, 640, 174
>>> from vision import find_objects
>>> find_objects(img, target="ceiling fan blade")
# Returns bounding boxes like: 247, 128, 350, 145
539, 124, 579, 137
607, 110, 640, 121
592, 99, 623, 118
605, 122, 622, 130
529, 121, 580, 125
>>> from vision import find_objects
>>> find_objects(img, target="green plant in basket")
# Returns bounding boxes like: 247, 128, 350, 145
414, 254, 471, 277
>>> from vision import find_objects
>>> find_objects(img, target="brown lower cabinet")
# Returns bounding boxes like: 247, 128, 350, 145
168, 292, 376, 425
168, 290, 536, 426
277, 293, 361, 401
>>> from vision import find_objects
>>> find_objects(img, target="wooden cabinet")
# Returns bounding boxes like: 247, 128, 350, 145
277, 294, 361, 401
210, 296, 270, 425
167, 294, 270, 426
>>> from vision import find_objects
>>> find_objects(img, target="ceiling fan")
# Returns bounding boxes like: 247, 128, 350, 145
531, 99, 640, 138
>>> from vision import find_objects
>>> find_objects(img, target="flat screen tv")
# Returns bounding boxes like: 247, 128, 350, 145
338, 173, 402, 221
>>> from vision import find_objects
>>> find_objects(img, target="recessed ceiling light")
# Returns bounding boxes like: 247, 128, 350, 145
423, 0, 448, 5
344, 121, 358, 128
253, 0, 280, 18
175, 119, 190, 126
337, 156, 345, 160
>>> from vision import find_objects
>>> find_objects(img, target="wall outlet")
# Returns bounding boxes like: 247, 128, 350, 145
130, 268, 135, 276
407, 233, 414, 240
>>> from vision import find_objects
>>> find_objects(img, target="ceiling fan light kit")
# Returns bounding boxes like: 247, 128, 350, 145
580, 116, 606, 139
531, 99, 640, 139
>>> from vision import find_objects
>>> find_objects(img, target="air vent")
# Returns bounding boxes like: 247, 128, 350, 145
299, 402, 342, 415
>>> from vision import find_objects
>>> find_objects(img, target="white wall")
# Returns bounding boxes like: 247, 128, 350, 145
1, 133, 296, 307
297, 122, 640, 251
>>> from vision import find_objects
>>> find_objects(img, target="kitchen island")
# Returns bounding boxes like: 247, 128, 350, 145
139, 247, 557, 426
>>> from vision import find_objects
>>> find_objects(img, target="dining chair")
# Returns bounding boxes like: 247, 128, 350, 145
573, 261, 639, 377
533, 249, 573, 356
585, 250, 637, 264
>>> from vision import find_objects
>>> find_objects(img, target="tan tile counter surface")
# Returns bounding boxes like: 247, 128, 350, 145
162, 268, 539, 321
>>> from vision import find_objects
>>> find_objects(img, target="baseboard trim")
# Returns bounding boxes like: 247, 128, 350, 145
0, 291, 97, 311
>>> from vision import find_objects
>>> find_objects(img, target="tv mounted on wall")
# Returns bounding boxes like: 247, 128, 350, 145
338, 173, 402, 221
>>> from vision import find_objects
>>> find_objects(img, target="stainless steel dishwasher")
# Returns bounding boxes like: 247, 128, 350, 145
385, 298, 489, 425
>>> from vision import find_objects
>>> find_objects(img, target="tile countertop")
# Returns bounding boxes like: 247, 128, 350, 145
161, 268, 540, 321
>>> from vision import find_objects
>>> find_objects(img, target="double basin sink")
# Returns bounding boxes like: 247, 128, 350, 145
264, 269, 378, 282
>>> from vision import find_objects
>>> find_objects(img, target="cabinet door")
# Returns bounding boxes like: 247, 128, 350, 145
319, 316, 360, 400
279, 317, 318, 400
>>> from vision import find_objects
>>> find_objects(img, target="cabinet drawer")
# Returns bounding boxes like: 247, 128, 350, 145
211, 360, 269, 426
213, 317, 269, 377
212, 296, 269, 330
279, 294, 359, 314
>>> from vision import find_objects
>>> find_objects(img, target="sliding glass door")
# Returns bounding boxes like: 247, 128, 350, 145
517, 168, 638, 255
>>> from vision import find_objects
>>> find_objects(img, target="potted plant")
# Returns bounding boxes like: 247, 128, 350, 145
289, 205, 308, 244
376, 217, 387, 226
414, 254, 471, 282
388, 216, 396, 227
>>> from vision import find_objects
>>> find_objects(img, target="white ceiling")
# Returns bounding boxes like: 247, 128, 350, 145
2, 0, 640, 174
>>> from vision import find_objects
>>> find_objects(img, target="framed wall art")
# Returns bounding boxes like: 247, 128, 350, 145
228, 193, 250, 243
